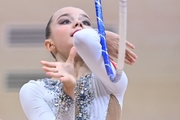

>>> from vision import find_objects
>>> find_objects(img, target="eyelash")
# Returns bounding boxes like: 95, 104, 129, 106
82, 21, 91, 26
58, 19, 91, 26
59, 20, 71, 25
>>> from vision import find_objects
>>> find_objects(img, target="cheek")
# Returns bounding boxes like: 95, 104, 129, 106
52, 26, 73, 51
53, 26, 70, 42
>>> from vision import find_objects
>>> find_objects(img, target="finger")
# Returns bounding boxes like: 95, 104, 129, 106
109, 52, 118, 59
66, 47, 76, 63
42, 66, 57, 72
126, 49, 138, 59
46, 72, 63, 78
126, 41, 135, 49
125, 53, 136, 64
40, 61, 56, 68
125, 53, 132, 62
125, 59, 132, 65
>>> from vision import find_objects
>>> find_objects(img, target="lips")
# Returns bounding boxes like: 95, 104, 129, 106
71, 29, 82, 37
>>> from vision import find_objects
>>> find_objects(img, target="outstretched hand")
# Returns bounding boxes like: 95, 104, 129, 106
40, 47, 77, 91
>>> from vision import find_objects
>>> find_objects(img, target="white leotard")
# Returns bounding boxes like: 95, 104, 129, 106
19, 28, 128, 120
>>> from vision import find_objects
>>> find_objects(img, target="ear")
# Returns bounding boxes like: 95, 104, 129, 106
44, 39, 56, 52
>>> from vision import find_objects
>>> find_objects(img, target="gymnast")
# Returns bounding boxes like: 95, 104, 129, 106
19, 6, 137, 120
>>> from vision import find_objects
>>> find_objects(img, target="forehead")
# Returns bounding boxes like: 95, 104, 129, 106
53, 7, 88, 20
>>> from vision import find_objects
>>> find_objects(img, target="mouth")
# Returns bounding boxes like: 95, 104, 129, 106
71, 29, 82, 37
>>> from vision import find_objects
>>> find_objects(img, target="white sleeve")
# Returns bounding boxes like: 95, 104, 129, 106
19, 81, 56, 120
73, 28, 128, 95
19, 81, 75, 120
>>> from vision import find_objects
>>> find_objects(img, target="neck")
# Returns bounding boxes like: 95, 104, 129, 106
74, 59, 91, 79
56, 53, 91, 80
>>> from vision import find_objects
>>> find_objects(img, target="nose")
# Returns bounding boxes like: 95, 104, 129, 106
73, 20, 83, 28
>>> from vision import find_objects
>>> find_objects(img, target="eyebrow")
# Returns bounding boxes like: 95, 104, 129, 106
57, 13, 70, 20
81, 14, 91, 21
57, 13, 91, 21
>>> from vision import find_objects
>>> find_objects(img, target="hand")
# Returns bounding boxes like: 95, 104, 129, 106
40, 47, 77, 94
125, 41, 138, 65
105, 30, 138, 65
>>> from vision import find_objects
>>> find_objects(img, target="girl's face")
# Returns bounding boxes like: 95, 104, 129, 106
49, 7, 92, 61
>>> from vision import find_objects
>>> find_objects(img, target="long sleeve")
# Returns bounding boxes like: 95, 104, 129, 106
19, 80, 75, 120
19, 81, 56, 120
73, 28, 128, 95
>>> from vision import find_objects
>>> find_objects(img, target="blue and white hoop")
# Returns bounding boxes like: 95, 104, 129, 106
94, 0, 127, 82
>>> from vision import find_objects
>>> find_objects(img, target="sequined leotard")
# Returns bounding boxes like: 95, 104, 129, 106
19, 29, 128, 120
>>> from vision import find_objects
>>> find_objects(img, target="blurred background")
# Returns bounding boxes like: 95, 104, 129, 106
0, 0, 180, 120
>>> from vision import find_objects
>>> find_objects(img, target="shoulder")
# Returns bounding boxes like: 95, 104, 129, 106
19, 79, 44, 99
19, 79, 59, 120
20, 79, 45, 91
19, 78, 61, 97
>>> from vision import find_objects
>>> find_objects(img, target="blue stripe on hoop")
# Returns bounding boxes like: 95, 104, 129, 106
95, 0, 117, 82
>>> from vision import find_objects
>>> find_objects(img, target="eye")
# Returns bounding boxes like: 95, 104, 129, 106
59, 20, 71, 25
82, 20, 91, 26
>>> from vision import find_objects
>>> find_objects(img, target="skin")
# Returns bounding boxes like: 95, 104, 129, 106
105, 31, 137, 65
41, 6, 137, 98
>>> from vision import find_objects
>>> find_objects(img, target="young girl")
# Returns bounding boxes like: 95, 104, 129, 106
19, 6, 137, 120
